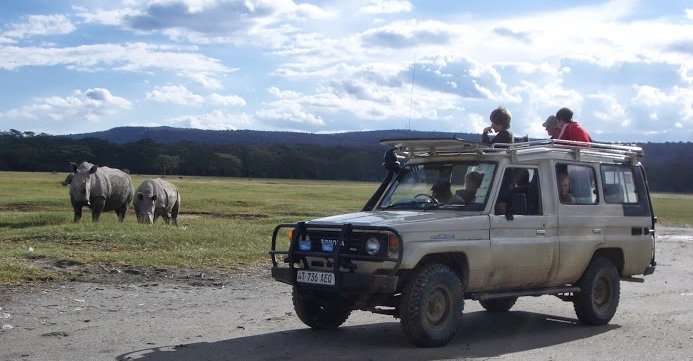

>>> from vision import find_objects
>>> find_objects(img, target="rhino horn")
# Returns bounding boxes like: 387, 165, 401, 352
71, 162, 78, 172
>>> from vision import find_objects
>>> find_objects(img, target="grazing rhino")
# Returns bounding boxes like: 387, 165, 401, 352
69, 161, 134, 222
133, 178, 180, 225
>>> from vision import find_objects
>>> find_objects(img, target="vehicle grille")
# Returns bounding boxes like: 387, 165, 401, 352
307, 231, 366, 255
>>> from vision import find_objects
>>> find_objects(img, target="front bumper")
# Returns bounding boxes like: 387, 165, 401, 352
269, 222, 403, 294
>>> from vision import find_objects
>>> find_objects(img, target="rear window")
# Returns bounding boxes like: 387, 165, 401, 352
556, 164, 598, 205
601, 165, 639, 204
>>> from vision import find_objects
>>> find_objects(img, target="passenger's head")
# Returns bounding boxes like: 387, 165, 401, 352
542, 115, 561, 138
557, 172, 570, 196
556, 107, 574, 124
512, 168, 530, 186
490, 106, 512, 131
465, 171, 483, 191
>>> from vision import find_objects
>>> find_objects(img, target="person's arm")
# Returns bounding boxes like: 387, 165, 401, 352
481, 131, 491, 144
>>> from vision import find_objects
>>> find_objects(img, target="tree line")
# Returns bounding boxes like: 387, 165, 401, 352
1, 129, 691, 192
0, 131, 383, 181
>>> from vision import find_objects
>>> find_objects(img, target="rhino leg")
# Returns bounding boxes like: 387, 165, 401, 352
171, 201, 179, 227
73, 205, 82, 222
91, 198, 106, 222
162, 212, 171, 225
116, 202, 128, 223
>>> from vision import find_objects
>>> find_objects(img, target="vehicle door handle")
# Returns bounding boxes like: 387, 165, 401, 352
593, 228, 602, 234
536, 229, 546, 236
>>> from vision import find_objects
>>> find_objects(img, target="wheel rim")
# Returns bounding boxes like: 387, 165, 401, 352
424, 287, 450, 325
593, 274, 612, 310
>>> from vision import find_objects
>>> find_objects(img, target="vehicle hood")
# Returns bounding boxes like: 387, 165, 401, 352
308, 210, 465, 227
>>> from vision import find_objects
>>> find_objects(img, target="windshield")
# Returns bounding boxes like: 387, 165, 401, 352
379, 161, 497, 210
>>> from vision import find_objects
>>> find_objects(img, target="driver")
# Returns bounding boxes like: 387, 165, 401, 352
431, 177, 463, 204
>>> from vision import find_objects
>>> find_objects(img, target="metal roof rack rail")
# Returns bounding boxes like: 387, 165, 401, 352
379, 137, 643, 164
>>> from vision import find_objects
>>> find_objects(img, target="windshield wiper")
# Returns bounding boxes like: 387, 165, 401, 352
382, 199, 440, 210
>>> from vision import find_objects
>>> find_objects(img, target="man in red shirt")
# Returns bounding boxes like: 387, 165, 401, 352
555, 107, 592, 142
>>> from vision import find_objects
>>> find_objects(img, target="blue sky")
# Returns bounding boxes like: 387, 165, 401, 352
0, 0, 691, 142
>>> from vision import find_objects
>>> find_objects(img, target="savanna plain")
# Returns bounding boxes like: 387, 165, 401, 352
0, 171, 691, 361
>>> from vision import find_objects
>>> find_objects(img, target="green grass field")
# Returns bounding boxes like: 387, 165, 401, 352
0, 171, 690, 285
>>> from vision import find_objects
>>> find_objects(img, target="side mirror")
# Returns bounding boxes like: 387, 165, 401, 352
383, 149, 405, 173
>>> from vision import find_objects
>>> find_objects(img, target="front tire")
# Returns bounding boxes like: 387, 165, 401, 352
479, 297, 517, 312
573, 258, 620, 325
292, 288, 351, 330
400, 264, 463, 347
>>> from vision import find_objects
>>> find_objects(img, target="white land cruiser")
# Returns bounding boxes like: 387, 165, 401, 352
269, 138, 656, 347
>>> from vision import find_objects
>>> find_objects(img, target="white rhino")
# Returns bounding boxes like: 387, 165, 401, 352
133, 178, 180, 225
69, 161, 134, 222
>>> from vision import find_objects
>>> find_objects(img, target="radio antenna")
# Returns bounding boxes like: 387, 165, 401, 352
408, 51, 417, 131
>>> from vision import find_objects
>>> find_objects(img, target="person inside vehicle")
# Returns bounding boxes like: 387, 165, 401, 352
558, 172, 575, 203
555, 107, 592, 143
543, 115, 561, 139
482, 106, 514, 145
457, 171, 483, 205
431, 177, 463, 204
494, 168, 530, 215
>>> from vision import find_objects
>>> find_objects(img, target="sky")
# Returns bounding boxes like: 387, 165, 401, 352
0, 0, 691, 142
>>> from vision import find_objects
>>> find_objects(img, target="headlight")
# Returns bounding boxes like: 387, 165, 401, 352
298, 238, 311, 251
366, 237, 381, 255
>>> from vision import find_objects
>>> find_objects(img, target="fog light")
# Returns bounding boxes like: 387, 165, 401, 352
366, 237, 381, 255
321, 240, 335, 252
298, 239, 311, 251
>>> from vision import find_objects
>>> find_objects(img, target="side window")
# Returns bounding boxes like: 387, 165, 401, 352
494, 167, 542, 215
601, 165, 639, 204
556, 164, 598, 205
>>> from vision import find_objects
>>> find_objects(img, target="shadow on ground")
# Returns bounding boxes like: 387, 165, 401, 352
117, 311, 618, 361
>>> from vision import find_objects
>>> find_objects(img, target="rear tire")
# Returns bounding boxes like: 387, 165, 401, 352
292, 288, 351, 330
479, 297, 517, 312
400, 263, 463, 347
573, 258, 620, 325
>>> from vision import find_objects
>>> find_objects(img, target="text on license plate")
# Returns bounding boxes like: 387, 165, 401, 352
296, 270, 335, 285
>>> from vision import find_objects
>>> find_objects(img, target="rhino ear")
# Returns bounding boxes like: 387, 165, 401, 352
71, 162, 78, 173
89, 165, 98, 174
151, 194, 158, 201
61, 174, 73, 186
137, 193, 144, 201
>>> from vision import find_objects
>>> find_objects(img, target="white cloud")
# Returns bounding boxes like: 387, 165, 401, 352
169, 110, 255, 129
0, 43, 232, 85
359, 0, 413, 15
360, 20, 453, 48
0, 88, 131, 122
183, 71, 225, 90
208, 93, 246, 106
256, 99, 325, 126
79, 0, 333, 46
146, 85, 204, 105
3, 14, 75, 39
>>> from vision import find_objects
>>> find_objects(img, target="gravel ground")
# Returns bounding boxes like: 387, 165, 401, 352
1, 227, 691, 361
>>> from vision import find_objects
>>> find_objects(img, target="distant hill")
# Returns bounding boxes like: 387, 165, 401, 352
66, 126, 481, 147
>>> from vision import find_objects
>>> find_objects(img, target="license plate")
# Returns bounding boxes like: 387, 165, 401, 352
296, 270, 335, 285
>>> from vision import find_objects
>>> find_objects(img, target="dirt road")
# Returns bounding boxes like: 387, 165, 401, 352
1, 227, 691, 361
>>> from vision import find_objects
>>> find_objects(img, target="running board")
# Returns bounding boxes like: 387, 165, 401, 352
469, 286, 580, 301
621, 276, 645, 283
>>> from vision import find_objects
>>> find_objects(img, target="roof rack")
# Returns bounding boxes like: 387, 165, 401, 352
379, 137, 643, 164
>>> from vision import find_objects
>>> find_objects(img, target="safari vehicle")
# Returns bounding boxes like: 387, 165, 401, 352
269, 138, 656, 347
